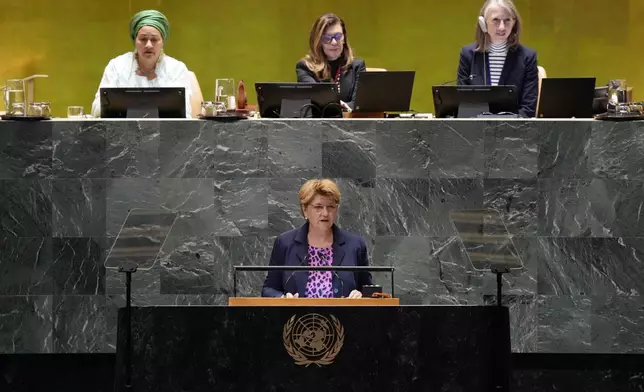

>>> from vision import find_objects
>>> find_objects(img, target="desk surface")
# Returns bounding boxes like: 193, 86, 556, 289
228, 297, 400, 306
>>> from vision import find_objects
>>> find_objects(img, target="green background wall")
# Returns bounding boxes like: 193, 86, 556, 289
1, 0, 642, 117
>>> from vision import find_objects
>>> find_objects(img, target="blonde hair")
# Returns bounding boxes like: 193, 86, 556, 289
299, 179, 341, 217
302, 13, 355, 81
475, 0, 522, 52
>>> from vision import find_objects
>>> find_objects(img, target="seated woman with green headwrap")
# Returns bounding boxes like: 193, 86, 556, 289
91, 10, 194, 118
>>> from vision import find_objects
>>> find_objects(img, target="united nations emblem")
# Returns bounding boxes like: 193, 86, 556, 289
282, 313, 345, 367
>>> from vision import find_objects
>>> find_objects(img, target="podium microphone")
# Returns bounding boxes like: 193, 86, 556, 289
331, 270, 345, 298
282, 254, 308, 297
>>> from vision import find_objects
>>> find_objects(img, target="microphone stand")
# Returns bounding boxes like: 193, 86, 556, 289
118, 260, 139, 391
491, 265, 510, 307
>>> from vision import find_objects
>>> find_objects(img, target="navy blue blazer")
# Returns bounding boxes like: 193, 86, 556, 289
261, 222, 373, 298
296, 58, 366, 110
457, 43, 539, 117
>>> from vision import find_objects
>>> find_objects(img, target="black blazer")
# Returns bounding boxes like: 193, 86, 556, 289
295, 58, 366, 110
261, 222, 373, 298
457, 43, 539, 117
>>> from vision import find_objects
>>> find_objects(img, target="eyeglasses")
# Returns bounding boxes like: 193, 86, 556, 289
322, 32, 344, 44
490, 17, 514, 26
311, 204, 337, 213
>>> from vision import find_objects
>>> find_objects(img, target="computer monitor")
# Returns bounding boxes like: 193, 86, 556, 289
100, 87, 186, 118
537, 77, 596, 118
432, 85, 519, 118
353, 71, 415, 112
255, 82, 341, 118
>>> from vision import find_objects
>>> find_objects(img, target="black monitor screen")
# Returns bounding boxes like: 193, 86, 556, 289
100, 87, 186, 118
255, 82, 341, 118
432, 85, 519, 118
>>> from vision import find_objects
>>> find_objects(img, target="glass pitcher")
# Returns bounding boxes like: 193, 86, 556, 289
608, 79, 628, 106
3, 79, 25, 116
215, 78, 236, 110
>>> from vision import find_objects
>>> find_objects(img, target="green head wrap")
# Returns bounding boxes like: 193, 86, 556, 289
130, 10, 169, 41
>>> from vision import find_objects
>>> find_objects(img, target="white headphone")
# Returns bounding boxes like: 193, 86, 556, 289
478, 16, 488, 33
477, 15, 488, 86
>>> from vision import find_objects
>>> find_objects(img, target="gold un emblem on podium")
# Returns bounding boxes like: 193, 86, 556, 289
283, 313, 345, 367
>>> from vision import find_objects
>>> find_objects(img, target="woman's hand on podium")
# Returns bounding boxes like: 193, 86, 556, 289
281, 292, 299, 298
347, 290, 362, 299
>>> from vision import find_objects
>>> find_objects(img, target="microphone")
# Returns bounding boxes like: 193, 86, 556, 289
331, 270, 345, 298
283, 254, 308, 297
440, 74, 475, 86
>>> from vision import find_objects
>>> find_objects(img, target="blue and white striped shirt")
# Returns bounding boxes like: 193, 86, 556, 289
488, 42, 507, 86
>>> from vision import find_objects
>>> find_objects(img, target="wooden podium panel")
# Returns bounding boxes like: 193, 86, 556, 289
228, 297, 400, 306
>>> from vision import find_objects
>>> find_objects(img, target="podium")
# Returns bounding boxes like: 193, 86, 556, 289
114, 303, 511, 392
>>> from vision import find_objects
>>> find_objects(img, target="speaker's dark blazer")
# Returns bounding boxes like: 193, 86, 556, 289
295, 58, 366, 110
261, 222, 373, 298
457, 43, 539, 117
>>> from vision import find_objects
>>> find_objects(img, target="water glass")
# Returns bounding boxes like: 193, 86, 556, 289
11, 102, 25, 116
67, 106, 84, 118
36, 102, 51, 117
201, 101, 226, 116
27, 102, 43, 116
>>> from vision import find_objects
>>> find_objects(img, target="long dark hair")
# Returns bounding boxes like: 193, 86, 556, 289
302, 13, 355, 80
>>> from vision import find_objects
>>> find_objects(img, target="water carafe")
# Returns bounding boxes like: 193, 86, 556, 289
3, 79, 26, 116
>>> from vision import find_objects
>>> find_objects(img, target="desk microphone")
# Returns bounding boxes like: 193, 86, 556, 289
440, 74, 475, 85
283, 254, 308, 296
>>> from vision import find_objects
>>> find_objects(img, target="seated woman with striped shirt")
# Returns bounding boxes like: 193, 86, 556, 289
456, 0, 538, 117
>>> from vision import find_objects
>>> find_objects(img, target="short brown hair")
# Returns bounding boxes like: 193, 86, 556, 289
302, 13, 355, 81
475, 0, 522, 52
299, 179, 341, 216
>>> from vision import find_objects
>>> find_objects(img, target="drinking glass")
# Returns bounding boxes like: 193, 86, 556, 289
27, 102, 43, 116
36, 102, 51, 117
201, 101, 226, 116
67, 106, 84, 118
11, 102, 25, 116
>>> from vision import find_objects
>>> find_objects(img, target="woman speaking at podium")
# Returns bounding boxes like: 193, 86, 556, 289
295, 13, 366, 111
456, 0, 538, 117
262, 179, 373, 298
90, 10, 193, 118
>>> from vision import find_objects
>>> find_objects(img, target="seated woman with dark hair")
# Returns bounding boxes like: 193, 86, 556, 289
296, 13, 366, 112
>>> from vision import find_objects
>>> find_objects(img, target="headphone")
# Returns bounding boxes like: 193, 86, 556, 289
477, 16, 488, 86
478, 15, 487, 33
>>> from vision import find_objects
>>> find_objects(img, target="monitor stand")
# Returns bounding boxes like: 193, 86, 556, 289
280, 98, 313, 118
457, 102, 489, 118
126, 106, 160, 119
